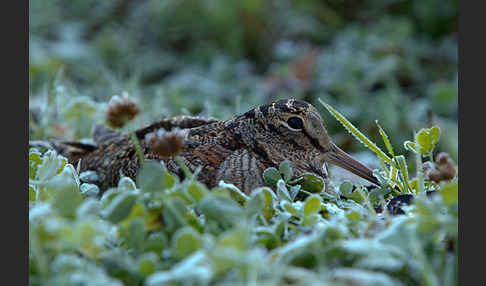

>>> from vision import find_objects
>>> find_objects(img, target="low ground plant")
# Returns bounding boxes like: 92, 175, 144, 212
29, 100, 457, 286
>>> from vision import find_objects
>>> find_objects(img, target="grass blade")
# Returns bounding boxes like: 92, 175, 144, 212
414, 132, 425, 195
319, 98, 393, 165
394, 155, 411, 193
376, 120, 395, 157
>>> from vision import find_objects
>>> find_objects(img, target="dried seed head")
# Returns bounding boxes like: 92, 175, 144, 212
106, 93, 140, 129
145, 129, 187, 158
424, 152, 457, 183
437, 152, 453, 165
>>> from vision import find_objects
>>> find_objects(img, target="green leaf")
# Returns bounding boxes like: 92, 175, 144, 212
394, 155, 410, 193
144, 233, 168, 254
138, 161, 171, 193
279, 160, 293, 182
348, 188, 366, 204
29, 184, 37, 201
289, 185, 301, 201
169, 190, 193, 205
198, 194, 244, 227
76, 198, 101, 218
36, 150, 67, 182
53, 188, 83, 218
245, 192, 264, 217
302, 214, 319, 226
100, 188, 121, 208
161, 197, 188, 229
303, 195, 322, 216
102, 192, 138, 224
440, 181, 458, 206
79, 170, 99, 183
277, 179, 292, 201
137, 253, 158, 277
162, 170, 178, 189
29, 149, 43, 180
368, 187, 392, 206
281, 201, 300, 217
186, 182, 209, 203
376, 120, 394, 157
261, 189, 276, 221
319, 99, 392, 164
80, 183, 100, 197
430, 126, 441, 142
275, 219, 287, 238
219, 226, 250, 250
297, 173, 325, 193
47, 164, 83, 217
339, 181, 354, 197
403, 140, 418, 153
124, 218, 145, 252
172, 227, 202, 259
117, 176, 137, 192
346, 211, 361, 221
250, 187, 275, 221
263, 167, 282, 186
218, 181, 248, 204
416, 126, 441, 156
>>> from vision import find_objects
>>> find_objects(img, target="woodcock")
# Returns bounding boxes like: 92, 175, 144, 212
31, 99, 380, 194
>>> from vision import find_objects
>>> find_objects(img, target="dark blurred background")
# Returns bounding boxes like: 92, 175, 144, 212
29, 0, 458, 163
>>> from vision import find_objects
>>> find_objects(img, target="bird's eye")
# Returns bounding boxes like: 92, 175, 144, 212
287, 117, 304, 130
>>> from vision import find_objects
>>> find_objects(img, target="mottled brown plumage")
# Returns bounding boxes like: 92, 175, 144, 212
31, 99, 379, 194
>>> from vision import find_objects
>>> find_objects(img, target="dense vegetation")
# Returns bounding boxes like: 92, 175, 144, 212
29, 1, 458, 285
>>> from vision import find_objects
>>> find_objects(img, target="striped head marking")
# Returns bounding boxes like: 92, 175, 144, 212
240, 99, 379, 185
251, 99, 333, 153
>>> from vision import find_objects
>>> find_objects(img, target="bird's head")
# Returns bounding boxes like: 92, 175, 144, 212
238, 99, 379, 186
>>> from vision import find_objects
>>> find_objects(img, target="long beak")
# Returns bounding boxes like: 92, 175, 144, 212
324, 143, 380, 186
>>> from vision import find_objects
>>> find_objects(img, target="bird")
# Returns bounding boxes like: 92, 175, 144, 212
30, 99, 380, 194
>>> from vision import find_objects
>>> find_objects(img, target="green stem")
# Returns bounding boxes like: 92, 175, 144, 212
358, 189, 376, 216
417, 150, 425, 195
174, 156, 193, 179
130, 131, 145, 165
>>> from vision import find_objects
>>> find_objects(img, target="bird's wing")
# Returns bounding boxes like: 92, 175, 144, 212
135, 116, 221, 139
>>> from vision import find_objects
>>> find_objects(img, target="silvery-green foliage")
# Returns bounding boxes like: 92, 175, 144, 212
29, 136, 457, 285
29, 1, 457, 284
